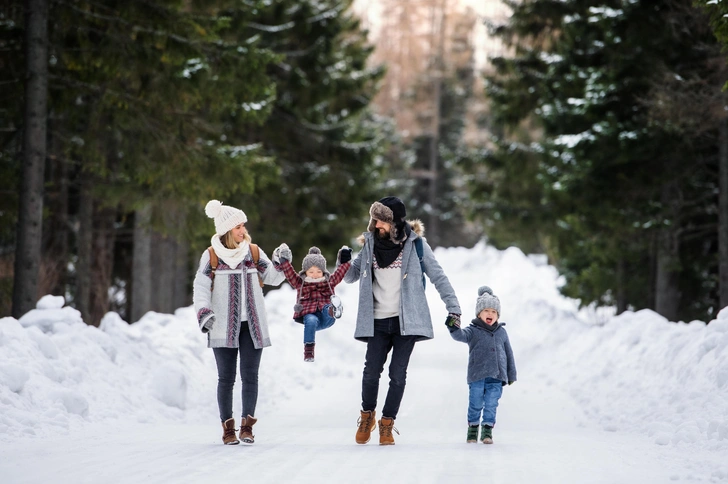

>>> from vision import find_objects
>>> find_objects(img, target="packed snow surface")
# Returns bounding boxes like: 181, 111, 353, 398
1, 243, 727, 483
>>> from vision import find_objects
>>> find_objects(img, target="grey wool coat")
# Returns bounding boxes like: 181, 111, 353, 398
344, 220, 461, 342
449, 319, 517, 384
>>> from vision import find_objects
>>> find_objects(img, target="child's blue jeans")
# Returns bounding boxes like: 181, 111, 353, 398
302, 307, 336, 344
467, 377, 503, 426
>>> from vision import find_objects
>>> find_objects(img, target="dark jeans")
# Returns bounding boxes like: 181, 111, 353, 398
212, 322, 262, 422
361, 316, 417, 419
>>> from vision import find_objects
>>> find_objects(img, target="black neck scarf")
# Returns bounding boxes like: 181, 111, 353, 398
373, 223, 410, 268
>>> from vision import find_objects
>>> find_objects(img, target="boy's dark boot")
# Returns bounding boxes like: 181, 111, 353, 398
221, 418, 240, 445
481, 424, 493, 444
466, 425, 478, 443
304, 343, 315, 362
378, 417, 398, 445
239, 415, 257, 444
355, 410, 376, 444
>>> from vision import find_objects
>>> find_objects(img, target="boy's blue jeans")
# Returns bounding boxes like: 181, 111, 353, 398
302, 306, 336, 343
468, 377, 503, 426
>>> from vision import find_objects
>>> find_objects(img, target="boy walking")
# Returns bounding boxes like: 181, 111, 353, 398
446, 286, 517, 444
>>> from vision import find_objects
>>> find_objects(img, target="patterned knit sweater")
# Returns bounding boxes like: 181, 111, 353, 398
193, 246, 285, 349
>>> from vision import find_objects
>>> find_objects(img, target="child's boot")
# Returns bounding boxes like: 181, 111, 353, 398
466, 424, 478, 443
481, 424, 493, 444
329, 295, 343, 318
304, 343, 315, 362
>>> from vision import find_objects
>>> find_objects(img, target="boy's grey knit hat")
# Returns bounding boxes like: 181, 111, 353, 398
475, 286, 501, 317
302, 247, 327, 274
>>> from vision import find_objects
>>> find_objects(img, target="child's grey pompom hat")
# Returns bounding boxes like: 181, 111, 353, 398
475, 286, 501, 317
302, 247, 328, 274
205, 200, 247, 236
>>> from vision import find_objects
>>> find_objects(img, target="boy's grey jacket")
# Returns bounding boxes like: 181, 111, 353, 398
193, 247, 284, 349
449, 319, 517, 384
344, 220, 461, 342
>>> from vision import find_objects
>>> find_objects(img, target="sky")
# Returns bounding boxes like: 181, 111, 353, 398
1, 242, 727, 483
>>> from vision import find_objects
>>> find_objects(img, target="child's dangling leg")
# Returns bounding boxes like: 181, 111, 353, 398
302, 313, 320, 362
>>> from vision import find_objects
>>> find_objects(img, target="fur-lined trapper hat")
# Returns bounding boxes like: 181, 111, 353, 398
358, 219, 425, 246
368, 196, 409, 242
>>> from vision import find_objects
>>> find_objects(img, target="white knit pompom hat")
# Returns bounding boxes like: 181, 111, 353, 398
205, 200, 247, 236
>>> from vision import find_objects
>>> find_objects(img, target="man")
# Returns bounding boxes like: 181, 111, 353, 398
343, 196, 462, 445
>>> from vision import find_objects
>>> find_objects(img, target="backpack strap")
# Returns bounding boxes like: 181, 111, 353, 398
414, 238, 426, 289
249, 243, 264, 288
207, 246, 218, 291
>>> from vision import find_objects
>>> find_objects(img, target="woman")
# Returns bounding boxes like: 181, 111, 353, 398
193, 199, 284, 445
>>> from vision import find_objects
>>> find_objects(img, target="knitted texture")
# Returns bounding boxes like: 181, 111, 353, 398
475, 285, 501, 317
205, 199, 247, 236
302, 247, 327, 274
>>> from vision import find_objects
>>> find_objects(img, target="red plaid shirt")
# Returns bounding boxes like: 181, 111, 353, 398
279, 260, 351, 321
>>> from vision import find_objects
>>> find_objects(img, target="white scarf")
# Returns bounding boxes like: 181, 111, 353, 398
304, 275, 327, 283
210, 235, 250, 269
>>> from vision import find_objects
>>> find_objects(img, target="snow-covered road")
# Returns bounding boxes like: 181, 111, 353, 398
1, 243, 726, 483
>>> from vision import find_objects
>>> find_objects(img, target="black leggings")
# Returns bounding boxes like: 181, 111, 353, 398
212, 322, 262, 422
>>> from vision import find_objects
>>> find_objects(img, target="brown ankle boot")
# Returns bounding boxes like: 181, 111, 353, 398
355, 410, 376, 444
239, 415, 257, 443
378, 416, 398, 445
304, 343, 315, 362
221, 418, 240, 445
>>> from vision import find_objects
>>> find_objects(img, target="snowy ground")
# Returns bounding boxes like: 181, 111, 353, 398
1, 242, 727, 483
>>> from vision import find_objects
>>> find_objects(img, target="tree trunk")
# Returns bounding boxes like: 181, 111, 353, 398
131, 205, 152, 322
152, 231, 176, 314
173, 235, 190, 311
88, 205, 116, 327
12, 0, 48, 318
616, 257, 627, 315
39, 140, 69, 298
719, 117, 728, 311
654, 185, 681, 321
76, 176, 93, 323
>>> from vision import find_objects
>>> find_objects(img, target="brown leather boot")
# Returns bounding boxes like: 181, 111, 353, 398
355, 410, 376, 444
304, 343, 315, 362
378, 417, 398, 445
239, 415, 257, 443
221, 418, 239, 445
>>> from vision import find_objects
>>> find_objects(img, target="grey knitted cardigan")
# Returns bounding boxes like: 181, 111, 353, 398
449, 319, 517, 384
344, 220, 461, 342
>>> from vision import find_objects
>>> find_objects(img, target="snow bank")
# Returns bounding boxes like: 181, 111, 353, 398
1, 242, 726, 458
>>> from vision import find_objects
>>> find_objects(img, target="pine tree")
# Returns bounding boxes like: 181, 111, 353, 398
479, 0, 721, 321
228, 0, 387, 261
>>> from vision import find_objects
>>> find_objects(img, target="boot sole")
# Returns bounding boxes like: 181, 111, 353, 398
224, 441, 240, 445
482, 439, 493, 444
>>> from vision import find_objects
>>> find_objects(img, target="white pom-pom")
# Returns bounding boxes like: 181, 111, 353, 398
478, 286, 493, 297
309, 247, 321, 255
205, 200, 223, 219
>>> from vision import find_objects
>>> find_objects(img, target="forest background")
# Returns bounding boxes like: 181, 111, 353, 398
3, 0, 728, 327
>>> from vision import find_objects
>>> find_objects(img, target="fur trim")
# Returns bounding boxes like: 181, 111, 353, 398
357, 219, 425, 246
